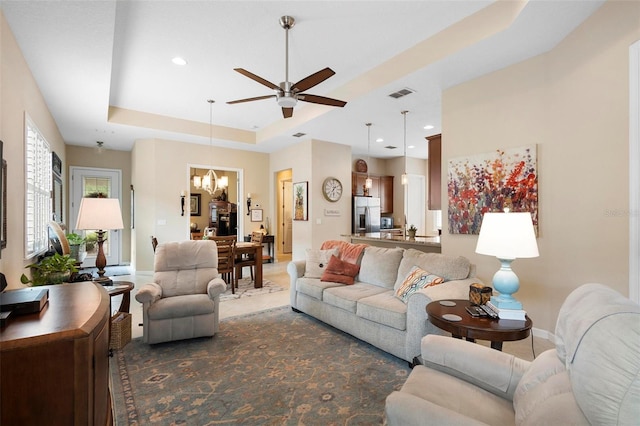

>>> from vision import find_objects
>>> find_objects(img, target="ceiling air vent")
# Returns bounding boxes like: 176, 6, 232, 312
385, 145, 397, 150
292, 132, 306, 138
388, 88, 415, 99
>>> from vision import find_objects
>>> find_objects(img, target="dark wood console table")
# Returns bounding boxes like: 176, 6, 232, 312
0, 282, 112, 425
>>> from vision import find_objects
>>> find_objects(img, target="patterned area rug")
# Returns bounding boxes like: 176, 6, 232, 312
220, 277, 284, 301
110, 306, 410, 425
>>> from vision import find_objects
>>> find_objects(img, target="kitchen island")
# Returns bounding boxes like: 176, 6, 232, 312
346, 232, 441, 253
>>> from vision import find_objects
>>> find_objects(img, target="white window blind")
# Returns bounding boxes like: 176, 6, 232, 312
25, 116, 51, 259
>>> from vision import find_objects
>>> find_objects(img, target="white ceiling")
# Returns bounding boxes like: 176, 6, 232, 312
2, 0, 604, 159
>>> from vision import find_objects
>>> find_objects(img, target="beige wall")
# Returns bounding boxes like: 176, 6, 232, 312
131, 138, 271, 272
442, 0, 639, 332
66, 145, 132, 264
0, 11, 67, 287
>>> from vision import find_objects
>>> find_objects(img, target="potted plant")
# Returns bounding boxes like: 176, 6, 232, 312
407, 224, 417, 239
66, 232, 87, 262
20, 253, 79, 286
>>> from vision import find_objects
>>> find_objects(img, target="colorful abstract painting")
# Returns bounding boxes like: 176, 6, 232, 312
447, 145, 538, 234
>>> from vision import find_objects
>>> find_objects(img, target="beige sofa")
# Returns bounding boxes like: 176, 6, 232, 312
385, 283, 640, 425
288, 244, 482, 363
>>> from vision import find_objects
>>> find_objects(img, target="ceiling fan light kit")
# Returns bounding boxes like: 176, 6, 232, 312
227, 15, 346, 119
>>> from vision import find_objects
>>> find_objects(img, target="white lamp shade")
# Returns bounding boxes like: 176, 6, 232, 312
475, 212, 539, 259
75, 198, 124, 230
219, 176, 228, 188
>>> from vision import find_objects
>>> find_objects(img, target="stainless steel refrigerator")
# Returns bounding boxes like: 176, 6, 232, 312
353, 196, 381, 234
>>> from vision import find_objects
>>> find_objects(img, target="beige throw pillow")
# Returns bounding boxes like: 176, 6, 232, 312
304, 248, 339, 278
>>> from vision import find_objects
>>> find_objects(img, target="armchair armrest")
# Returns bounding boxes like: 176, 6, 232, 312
207, 277, 227, 299
135, 282, 162, 305
421, 335, 531, 401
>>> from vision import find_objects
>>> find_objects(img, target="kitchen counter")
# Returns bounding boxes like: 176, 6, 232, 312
345, 233, 441, 253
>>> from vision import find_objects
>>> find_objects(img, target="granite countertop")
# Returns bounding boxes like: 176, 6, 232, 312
345, 233, 441, 247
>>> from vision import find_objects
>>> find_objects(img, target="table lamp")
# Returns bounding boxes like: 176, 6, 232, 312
475, 210, 539, 310
75, 198, 124, 283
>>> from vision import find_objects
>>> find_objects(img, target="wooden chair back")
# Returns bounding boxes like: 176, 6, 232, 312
211, 235, 237, 293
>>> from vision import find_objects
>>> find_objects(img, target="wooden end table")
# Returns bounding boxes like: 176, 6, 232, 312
426, 299, 532, 351
104, 281, 134, 313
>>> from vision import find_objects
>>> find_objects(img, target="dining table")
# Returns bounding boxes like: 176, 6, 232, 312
235, 242, 263, 288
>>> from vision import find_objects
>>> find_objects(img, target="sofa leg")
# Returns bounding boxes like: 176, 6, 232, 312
409, 356, 422, 369
291, 307, 302, 313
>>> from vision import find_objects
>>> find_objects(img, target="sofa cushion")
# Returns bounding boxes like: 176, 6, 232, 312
356, 291, 407, 331
394, 249, 471, 290
304, 248, 339, 278
395, 266, 445, 303
323, 283, 389, 313
296, 277, 343, 301
358, 246, 404, 289
321, 255, 361, 285
147, 294, 215, 320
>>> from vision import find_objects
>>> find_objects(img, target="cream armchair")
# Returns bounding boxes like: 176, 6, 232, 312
385, 283, 640, 425
135, 240, 227, 344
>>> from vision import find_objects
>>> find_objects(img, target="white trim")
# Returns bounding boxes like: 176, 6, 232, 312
630, 40, 640, 304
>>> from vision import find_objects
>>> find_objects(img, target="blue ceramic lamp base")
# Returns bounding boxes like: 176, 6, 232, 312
490, 258, 523, 310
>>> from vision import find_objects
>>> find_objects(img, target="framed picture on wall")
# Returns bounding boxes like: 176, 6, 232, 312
293, 181, 308, 221
251, 208, 263, 222
190, 194, 201, 216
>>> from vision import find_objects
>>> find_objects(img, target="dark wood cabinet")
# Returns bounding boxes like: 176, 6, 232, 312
427, 134, 442, 210
0, 283, 112, 425
380, 176, 394, 214
352, 172, 394, 213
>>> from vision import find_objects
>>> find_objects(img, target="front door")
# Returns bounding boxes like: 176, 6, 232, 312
70, 167, 122, 267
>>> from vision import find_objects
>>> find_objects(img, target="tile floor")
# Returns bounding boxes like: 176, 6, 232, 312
112, 255, 554, 361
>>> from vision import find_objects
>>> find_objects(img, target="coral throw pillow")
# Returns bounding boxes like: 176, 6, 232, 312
395, 266, 445, 303
321, 255, 360, 285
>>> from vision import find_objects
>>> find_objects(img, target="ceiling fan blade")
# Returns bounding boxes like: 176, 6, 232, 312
282, 107, 294, 118
292, 67, 335, 93
233, 68, 280, 90
298, 94, 347, 108
226, 94, 276, 105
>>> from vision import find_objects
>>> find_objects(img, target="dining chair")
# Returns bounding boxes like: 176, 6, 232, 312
151, 236, 158, 252
211, 235, 237, 294
235, 232, 263, 282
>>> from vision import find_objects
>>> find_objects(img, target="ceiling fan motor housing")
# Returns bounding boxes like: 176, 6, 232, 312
277, 81, 297, 107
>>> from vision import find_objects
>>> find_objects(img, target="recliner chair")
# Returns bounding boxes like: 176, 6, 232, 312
385, 283, 640, 425
135, 240, 227, 344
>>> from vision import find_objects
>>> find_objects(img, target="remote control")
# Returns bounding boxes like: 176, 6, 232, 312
480, 304, 498, 318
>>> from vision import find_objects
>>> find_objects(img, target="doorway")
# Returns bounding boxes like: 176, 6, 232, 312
189, 167, 241, 237
69, 166, 122, 266
276, 169, 293, 257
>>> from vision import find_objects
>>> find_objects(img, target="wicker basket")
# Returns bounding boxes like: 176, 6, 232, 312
110, 312, 131, 350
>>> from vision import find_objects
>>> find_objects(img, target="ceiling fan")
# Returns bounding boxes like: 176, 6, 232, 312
227, 15, 347, 119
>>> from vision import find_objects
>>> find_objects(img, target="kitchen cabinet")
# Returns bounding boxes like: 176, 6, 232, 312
427, 134, 442, 210
352, 173, 393, 213
380, 176, 394, 213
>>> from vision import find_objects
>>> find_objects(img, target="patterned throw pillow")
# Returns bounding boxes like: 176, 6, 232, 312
395, 265, 445, 303
304, 248, 339, 278
321, 255, 361, 285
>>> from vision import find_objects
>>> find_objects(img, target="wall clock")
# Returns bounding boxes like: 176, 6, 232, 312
322, 177, 343, 202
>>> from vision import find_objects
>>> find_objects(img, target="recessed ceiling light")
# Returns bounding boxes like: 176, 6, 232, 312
408, 145, 415, 149
423, 124, 434, 130
172, 57, 187, 66
376, 138, 384, 143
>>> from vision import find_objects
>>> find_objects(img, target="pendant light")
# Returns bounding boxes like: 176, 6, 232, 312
365, 123, 373, 189
401, 110, 409, 185
197, 99, 219, 196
